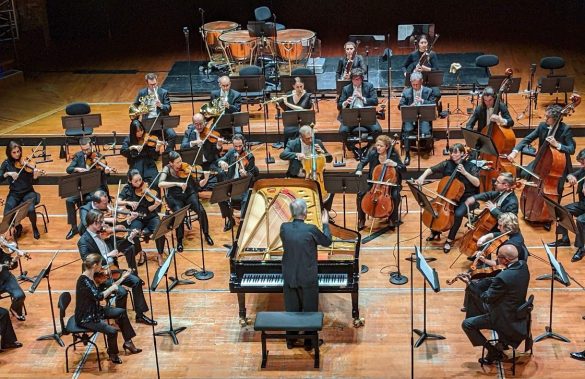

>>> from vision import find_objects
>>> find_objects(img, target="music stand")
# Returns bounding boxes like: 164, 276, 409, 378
142, 115, 181, 145
397, 24, 435, 49
336, 80, 351, 96
215, 111, 250, 140
282, 110, 316, 135
406, 180, 437, 263
348, 35, 386, 80
0, 199, 35, 282
540, 76, 575, 104
412, 245, 444, 347
341, 107, 377, 161
61, 114, 102, 135
400, 104, 436, 170
163, 146, 204, 167
324, 173, 367, 228
230, 76, 266, 112
30, 251, 64, 347
58, 170, 102, 199
210, 176, 252, 244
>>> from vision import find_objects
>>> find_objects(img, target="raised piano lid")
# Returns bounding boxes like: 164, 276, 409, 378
232, 178, 360, 262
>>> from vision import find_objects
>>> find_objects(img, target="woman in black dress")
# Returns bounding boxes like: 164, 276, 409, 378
121, 117, 163, 186
278, 77, 313, 148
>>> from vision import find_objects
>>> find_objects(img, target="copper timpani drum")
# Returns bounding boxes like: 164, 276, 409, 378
219, 30, 258, 64
201, 21, 239, 49
275, 29, 316, 63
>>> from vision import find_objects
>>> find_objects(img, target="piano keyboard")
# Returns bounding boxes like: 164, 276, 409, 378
241, 273, 348, 287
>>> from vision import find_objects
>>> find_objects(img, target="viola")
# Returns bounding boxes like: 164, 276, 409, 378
86, 152, 117, 173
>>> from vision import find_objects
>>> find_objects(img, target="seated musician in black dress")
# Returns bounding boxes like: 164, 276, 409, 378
401, 34, 439, 77
278, 77, 313, 148
415, 143, 480, 253
121, 116, 164, 186
465, 86, 514, 132
181, 113, 224, 172
0, 246, 26, 321
336, 41, 365, 80
78, 209, 156, 326
158, 151, 214, 249
355, 135, 405, 231
216, 134, 259, 231
75, 253, 142, 364
0, 306, 22, 351
0, 141, 43, 239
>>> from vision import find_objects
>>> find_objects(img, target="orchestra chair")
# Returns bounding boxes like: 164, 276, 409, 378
481, 294, 534, 376
254, 6, 285, 31
290, 67, 320, 112
236, 65, 266, 112
343, 126, 374, 161
0, 291, 27, 315
538, 57, 572, 104
475, 54, 499, 86
35, 202, 49, 233
62, 102, 95, 161
58, 291, 103, 373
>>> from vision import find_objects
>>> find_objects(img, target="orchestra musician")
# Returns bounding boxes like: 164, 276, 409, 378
464, 172, 518, 221
465, 86, 514, 133
278, 77, 313, 148
158, 151, 214, 249
133, 72, 176, 151
216, 134, 259, 232
416, 143, 480, 253
0, 246, 26, 321
280, 198, 331, 350
0, 141, 43, 240
399, 71, 437, 166
181, 113, 224, 172
336, 41, 365, 80
460, 244, 530, 365
121, 117, 164, 187
64, 137, 112, 240
355, 135, 405, 231
473, 212, 528, 265
78, 209, 157, 326
75, 253, 142, 364
211, 76, 242, 137
548, 148, 585, 262
401, 34, 439, 76
338, 68, 381, 158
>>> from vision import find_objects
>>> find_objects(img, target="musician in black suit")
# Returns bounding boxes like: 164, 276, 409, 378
401, 34, 439, 76
0, 307, 21, 351
464, 172, 518, 226
465, 87, 514, 133
278, 77, 313, 148
181, 113, 224, 172
474, 212, 528, 264
548, 148, 585, 261
78, 209, 156, 326
355, 135, 405, 230
211, 76, 242, 137
133, 73, 175, 151
121, 118, 163, 187
398, 71, 437, 165
337, 68, 381, 157
64, 137, 111, 240
0, 247, 26, 321
280, 198, 331, 350
336, 41, 365, 80
461, 244, 530, 365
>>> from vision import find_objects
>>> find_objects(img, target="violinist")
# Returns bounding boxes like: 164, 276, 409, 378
0, 245, 26, 321
64, 137, 112, 240
121, 117, 163, 186
399, 71, 437, 166
401, 34, 439, 76
133, 72, 176, 151
117, 170, 165, 266
217, 134, 259, 231
548, 148, 585, 262
278, 77, 314, 148
0, 141, 43, 239
181, 113, 223, 172
211, 76, 242, 137
355, 135, 405, 231
474, 212, 528, 264
465, 87, 514, 133
416, 143, 480, 253
336, 41, 365, 80
78, 210, 156, 326
158, 151, 214, 249
75, 253, 142, 364
460, 244, 530, 366
464, 172, 518, 222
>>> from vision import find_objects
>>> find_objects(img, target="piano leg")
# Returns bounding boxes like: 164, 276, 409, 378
351, 292, 365, 328
238, 293, 249, 327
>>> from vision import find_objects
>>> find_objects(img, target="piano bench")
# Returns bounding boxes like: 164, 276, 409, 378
254, 311, 324, 368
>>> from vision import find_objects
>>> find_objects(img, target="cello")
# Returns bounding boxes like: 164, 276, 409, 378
478, 68, 517, 192
360, 137, 399, 219
302, 123, 328, 200
520, 94, 581, 223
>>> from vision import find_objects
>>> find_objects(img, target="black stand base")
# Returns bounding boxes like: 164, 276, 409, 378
534, 326, 570, 343
18, 271, 35, 284
389, 271, 408, 285
168, 276, 195, 292
194, 269, 214, 280
413, 328, 445, 348
155, 326, 187, 345
361, 265, 369, 274
442, 147, 450, 156
37, 332, 65, 347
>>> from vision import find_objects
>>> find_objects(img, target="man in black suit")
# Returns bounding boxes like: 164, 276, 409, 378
78, 209, 156, 326
461, 244, 530, 365
181, 113, 223, 172
464, 172, 519, 225
280, 198, 331, 350
465, 86, 514, 133
337, 68, 381, 157
64, 137, 111, 240
134, 72, 176, 151
399, 71, 437, 165
211, 76, 242, 137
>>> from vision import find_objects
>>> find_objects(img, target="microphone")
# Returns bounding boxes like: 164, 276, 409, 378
183, 27, 189, 36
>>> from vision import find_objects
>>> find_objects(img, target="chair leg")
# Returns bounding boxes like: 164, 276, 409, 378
87, 340, 102, 371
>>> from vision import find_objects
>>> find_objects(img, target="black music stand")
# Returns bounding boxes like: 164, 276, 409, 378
324, 173, 367, 228
461, 128, 499, 157
58, 170, 102, 199
247, 21, 278, 81
397, 24, 436, 49
30, 251, 64, 347
0, 199, 35, 282
215, 111, 250, 140
404, 71, 443, 88
61, 113, 102, 135
162, 146, 204, 167
348, 35, 386, 80
488, 76, 521, 104
412, 245, 444, 347
341, 107, 377, 161
142, 115, 181, 146
210, 176, 252, 245
280, 75, 318, 94
540, 76, 575, 104
390, 199, 408, 285
282, 109, 316, 142
400, 104, 436, 170
230, 76, 266, 112
406, 180, 437, 263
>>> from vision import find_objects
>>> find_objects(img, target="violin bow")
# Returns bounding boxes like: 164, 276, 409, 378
15, 140, 44, 179
135, 172, 162, 205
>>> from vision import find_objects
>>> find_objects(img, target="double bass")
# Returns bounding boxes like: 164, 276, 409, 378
478, 68, 517, 192
520, 94, 581, 223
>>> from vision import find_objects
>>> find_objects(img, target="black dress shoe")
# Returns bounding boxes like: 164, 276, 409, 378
109, 354, 123, 364
570, 350, 585, 361
2, 341, 23, 349
223, 217, 234, 232
286, 339, 298, 349
177, 243, 184, 252
65, 227, 78, 240
404, 155, 411, 166
548, 239, 571, 247
205, 234, 214, 246
572, 248, 585, 262
135, 314, 157, 326
32, 227, 40, 240
14, 225, 23, 239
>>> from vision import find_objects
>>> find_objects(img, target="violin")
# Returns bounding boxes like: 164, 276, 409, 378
139, 133, 168, 148
199, 126, 226, 144
0, 236, 31, 270
135, 182, 162, 203
446, 264, 507, 285
14, 159, 46, 175
176, 162, 206, 179
93, 263, 132, 286
361, 137, 399, 219
86, 152, 117, 173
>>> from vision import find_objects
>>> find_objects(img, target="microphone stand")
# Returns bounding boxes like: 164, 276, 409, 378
443, 104, 451, 155
183, 27, 196, 116
390, 201, 407, 285
199, 8, 214, 83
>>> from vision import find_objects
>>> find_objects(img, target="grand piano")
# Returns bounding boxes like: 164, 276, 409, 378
228, 178, 363, 327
